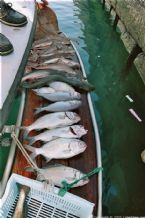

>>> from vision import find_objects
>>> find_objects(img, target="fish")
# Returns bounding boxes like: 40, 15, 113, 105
35, 91, 81, 102
35, 63, 77, 76
34, 100, 82, 114
12, 183, 30, 218
22, 74, 95, 92
25, 138, 87, 162
42, 57, 80, 69
49, 81, 75, 93
26, 164, 89, 188
27, 125, 87, 146
23, 112, 80, 137
21, 69, 80, 83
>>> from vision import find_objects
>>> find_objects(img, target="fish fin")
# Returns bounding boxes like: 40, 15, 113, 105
24, 145, 38, 160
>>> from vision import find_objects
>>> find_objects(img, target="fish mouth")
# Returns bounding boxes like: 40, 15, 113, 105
65, 112, 80, 121
71, 125, 88, 137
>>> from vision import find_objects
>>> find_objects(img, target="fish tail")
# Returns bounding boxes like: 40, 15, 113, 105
27, 136, 36, 146
23, 127, 30, 140
34, 107, 42, 115
24, 145, 38, 160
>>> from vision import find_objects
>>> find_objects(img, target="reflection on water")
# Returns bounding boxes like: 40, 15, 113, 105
49, 0, 145, 215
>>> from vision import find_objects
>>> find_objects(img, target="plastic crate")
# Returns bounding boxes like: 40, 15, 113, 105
0, 174, 94, 218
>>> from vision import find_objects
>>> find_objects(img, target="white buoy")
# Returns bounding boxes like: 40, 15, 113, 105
129, 108, 142, 122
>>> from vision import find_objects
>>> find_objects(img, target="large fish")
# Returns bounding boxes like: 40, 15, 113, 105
32, 87, 55, 95
42, 57, 80, 69
23, 112, 80, 137
26, 164, 89, 188
22, 74, 95, 92
27, 125, 87, 146
35, 100, 82, 114
35, 91, 81, 102
25, 138, 87, 162
39, 50, 75, 61
21, 70, 80, 83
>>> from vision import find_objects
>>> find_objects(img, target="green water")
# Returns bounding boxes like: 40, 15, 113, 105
0, 95, 20, 180
50, 0, 145, 216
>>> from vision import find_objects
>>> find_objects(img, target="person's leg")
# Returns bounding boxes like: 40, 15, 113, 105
0, 33, 13, 56
0, 0, 27, 27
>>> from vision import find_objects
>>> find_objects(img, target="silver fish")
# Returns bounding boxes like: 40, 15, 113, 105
27, 164, 89, 188
24, 112, 80, 137
33, 41, 52, 49
34, 91, 81, 102
35, 100, 82, 114
49, 81, 75, 93
27, 125, 87, 146
40, 50, 75, 60
25, 138, 87, 162
43, 57, 80, 69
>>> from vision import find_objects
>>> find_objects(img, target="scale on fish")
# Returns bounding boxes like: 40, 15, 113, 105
25, 138, 87, 162
27, 125, 87, 146
23, 111, 80, 138
34, 100, 82, 114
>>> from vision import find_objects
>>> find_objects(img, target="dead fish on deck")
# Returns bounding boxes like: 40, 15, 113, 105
13, 184, 30, 218
35, 63, 77, 76
42, 57, 80, 69
35, 100, 82, 114
27, 125, 87, 146
26, 164, 89, 188
22, 74, 95, 92
23, 112, 80, 137
21, 70, 79, 83
35, 91, 81, 102
25, 138, 87, 162
32, 87, 55, 95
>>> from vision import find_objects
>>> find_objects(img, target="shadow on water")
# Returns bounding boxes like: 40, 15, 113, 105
50, 0, 145, 215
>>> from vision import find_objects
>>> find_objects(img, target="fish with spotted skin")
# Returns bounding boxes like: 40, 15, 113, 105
22, 74, 95, 92
25, 138, 87, 162
26, 164, 89, 188
34, 100, 82, 114
23, 112, 80, 138
27, 125, 87, 146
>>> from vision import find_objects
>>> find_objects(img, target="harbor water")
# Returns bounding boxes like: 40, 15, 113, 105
49, 0, 145, 215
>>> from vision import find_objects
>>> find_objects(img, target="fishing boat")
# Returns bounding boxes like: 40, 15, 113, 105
1, 2, 102, 217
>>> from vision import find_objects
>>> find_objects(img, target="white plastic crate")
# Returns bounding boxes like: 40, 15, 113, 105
0, 174, 94, 218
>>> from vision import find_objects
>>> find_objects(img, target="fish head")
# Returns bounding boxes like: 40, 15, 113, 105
74, 170, 89, 186
71, 92, 81, 100
65, 112, 80, 122
71, 125, 88, 137
70, 140, 87, 153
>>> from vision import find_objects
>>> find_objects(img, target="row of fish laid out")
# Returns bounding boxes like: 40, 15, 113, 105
21, 33, 93, 189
